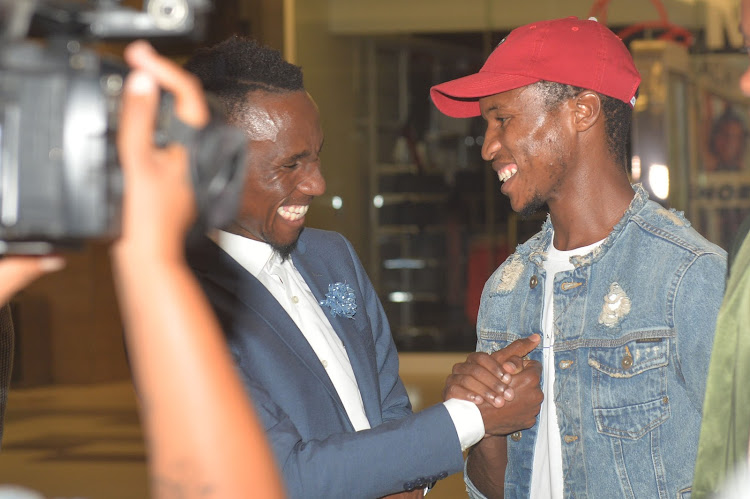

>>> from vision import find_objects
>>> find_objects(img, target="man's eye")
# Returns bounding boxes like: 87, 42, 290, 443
282, 163, 299, 169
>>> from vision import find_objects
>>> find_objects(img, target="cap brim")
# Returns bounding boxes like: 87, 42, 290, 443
430, 72, 540, 118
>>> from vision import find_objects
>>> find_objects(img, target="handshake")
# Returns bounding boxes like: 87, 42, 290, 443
444, 334, 544, 437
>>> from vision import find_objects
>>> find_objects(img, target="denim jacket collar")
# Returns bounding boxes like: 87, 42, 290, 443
523, 184, 650, 269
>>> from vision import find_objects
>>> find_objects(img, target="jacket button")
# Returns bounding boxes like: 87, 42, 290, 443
510, 431, 522, 441
559, 360, 574, 369
530, 275, 538, 289
621, 355, 633, 370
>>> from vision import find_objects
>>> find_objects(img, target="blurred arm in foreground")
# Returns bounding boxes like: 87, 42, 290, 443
110, 40, 284, 499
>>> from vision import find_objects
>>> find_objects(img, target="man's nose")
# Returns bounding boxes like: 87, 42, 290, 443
481, 133, 501, 162
299, 164, 326, 196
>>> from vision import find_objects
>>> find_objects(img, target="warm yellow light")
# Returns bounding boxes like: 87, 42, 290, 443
648, 163, 670, 200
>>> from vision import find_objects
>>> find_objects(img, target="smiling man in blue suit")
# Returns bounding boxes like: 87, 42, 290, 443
183, 37, 542, 498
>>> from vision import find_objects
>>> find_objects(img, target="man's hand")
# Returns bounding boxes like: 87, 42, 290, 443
477, 358, 542, 435
443, 334, 540, 407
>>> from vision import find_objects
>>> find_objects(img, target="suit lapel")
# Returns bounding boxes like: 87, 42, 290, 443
293, 235, 382, 426
187, 236, 349, 424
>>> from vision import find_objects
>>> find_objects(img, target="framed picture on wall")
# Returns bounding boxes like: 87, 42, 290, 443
692, 54, 750, 250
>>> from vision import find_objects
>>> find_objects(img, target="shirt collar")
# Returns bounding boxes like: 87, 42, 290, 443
213, 230, 275, 278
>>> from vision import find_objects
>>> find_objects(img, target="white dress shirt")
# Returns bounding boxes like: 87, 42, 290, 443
214, 230, 484, 447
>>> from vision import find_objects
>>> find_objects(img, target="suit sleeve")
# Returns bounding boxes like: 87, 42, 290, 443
247, 379, 462, 498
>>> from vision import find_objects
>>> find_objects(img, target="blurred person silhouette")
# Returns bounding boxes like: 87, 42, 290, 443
692, 1, 750, 497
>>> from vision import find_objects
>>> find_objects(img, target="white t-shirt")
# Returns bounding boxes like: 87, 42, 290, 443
530, 235, 604, 499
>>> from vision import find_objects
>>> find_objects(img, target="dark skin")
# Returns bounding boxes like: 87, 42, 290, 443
226, 90, 326, 252
444, 335, 541, 420
445, 84, 635, 498
481, 85, 634, 249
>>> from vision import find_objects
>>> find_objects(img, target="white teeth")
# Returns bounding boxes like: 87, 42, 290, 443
277, 205, 309, 221
497, 166, 518, 183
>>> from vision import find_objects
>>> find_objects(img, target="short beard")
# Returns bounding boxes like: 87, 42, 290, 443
518, 194, 547, 219
271, 228, 303, 262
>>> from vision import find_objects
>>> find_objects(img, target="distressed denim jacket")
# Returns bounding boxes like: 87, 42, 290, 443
465, 186, 727, 499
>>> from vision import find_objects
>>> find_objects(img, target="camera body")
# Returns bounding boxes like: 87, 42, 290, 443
0, 0, 245, 254
0, 38, 121, 253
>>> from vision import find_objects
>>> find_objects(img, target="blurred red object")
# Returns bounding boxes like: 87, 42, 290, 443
465, 238, 510, 326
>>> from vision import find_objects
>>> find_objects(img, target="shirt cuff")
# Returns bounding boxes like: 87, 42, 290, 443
443, 398, 485, 451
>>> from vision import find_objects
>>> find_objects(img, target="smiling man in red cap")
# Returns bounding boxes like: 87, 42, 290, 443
437, 17, 727, 498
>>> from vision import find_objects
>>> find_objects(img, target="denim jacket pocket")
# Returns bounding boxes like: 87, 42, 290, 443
588, 338, 671, 439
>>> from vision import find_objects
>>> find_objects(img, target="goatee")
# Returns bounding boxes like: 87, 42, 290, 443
273, 228, 303, 262
519, 195, 547, 219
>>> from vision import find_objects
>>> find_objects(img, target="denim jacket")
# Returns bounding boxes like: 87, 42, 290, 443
465, 186, 726, 499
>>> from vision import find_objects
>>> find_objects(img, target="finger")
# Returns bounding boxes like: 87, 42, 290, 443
447, 365, 514, 407
492, 334, 540, 363
511, 361, 543, 390
463, 352, 513, 385
0, 256, 65, 304
124, 40, 209, 127
118, 69, 159, 171
501, 355, 525, 375
443, 376, 507, 407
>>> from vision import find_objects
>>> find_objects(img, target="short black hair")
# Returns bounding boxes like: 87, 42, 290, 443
532, 81, 634, 168
184, 36, 304, 121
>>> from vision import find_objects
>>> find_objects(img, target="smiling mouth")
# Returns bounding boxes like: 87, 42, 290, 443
277, 205, 309, 222
497, 164, 518, 183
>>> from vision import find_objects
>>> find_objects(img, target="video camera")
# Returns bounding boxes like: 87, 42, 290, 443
0, 0, 248, 254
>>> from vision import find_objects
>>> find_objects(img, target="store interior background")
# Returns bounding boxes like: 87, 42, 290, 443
2, 0, 748, 497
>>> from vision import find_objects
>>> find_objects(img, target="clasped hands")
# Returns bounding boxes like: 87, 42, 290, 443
443, 334, 543, 436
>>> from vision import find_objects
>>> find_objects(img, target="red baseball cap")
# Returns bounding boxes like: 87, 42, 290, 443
430, 17, 641, 118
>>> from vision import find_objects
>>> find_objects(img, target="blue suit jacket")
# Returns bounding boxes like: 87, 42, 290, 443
187, 228, 463, 498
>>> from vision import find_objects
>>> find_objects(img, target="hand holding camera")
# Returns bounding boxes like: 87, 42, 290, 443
114, 39, 208, 264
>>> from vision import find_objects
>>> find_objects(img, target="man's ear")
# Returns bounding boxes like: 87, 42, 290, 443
571, 90, 601, 132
